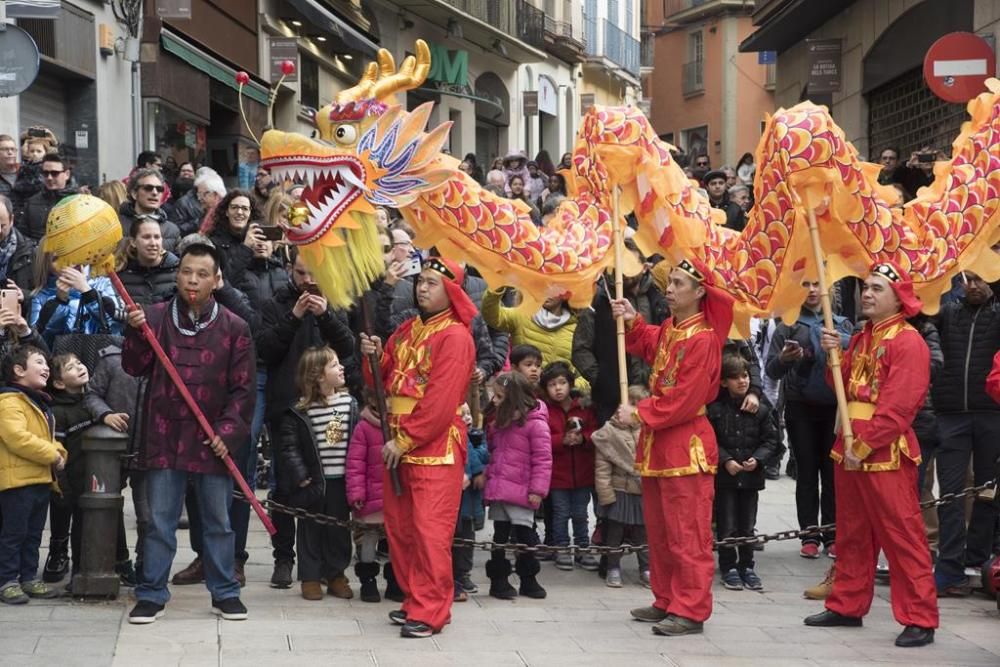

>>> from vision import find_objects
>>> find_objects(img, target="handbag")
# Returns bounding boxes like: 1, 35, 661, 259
52, 295, 123, 372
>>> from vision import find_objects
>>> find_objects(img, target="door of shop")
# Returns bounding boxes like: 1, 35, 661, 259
868, 66, 966, 159
19, 70, 69, 144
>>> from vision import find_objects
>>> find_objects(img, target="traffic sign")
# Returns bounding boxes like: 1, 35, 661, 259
923, 32, 996, 103
0, 25, 39, 98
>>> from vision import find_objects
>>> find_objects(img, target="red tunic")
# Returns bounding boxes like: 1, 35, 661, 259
987, 350, 1000, 405
625, 312, 721, 477
829, 313, 929, 471
365, 310, 476, 465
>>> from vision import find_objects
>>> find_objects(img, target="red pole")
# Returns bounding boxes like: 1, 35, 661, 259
108, 271, 276, 536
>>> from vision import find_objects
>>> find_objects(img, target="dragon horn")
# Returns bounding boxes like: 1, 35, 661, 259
336, 61, 378, 104
372, 40, 430, 102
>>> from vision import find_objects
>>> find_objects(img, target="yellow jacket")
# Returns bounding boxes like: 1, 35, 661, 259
481, 289, 589, 392
0, 389, 67, 492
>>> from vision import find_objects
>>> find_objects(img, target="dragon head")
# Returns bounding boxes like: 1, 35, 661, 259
260, 40, 452, 307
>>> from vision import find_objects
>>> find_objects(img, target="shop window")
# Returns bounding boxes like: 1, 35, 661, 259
868, 67, 964, 159
301, 56, 319, 111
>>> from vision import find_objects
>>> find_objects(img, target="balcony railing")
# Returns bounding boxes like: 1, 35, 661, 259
586, 19, 640, 78
682, 60, 704, 95
440, 0, 544, 49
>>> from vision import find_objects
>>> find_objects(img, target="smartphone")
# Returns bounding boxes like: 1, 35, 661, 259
258, 225, 284, 241
917, 152, 936, 163
784, 339, 801, 349
304, 283, 323, 296
400, 256, 423, 278
0, 289, 18, 313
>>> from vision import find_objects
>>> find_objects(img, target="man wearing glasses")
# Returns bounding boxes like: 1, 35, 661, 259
0, 135, 19, 197
15, 153, 76, 242
119, 169, 182, 253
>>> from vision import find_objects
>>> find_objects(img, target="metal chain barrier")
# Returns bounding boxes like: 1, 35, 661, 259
234, 478, 996, 556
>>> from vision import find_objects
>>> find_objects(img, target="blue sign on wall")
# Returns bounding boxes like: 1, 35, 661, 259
758, 51, 777, 65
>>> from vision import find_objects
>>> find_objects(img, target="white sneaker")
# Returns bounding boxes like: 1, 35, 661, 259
605, 568, 623, 588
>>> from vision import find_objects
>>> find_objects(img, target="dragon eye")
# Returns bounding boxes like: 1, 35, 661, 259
333, 124, 357, 145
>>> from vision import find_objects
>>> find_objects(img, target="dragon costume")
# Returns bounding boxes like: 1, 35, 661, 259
258, 40, 1000, 332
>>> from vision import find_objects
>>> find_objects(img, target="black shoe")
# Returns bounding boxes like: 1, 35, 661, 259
765, 465, 780, 481
388, 609, 407, 625
128, 600, 165, 625
270, 560, 293, 589
895, 626, 934, 647
355, 562, 381, 603
383, 562, 405, 602
42, 543, 70, 583
211, 597, 248, 621
804, 610, 863, 627
116, 559, 138, 587
486, 558, 517, 600
518, 575, 547, 599
785, 459, 797, 480
400, 620, 435, 638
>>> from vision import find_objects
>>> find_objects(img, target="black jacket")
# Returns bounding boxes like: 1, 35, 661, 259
118, 201, 182, 254
1, 227, 36, 317
573, 273, 669, 422
274, 404, 357, 508
257, 283, 357, 421
208, 225, 255, 282
17, 186, 76, 242
51, 389, 99, 500
164, 189, 203, 237
118, 253, 180, 306
707, 393, 780, 490
233, 256, 288, 310
911, 316, 944, 445
932, 296, 1000, 413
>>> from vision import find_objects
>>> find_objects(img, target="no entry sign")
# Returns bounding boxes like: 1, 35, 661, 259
923, 32, 996, 103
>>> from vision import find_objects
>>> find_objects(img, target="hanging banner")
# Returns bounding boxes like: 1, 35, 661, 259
806, 38, 842, 94
523, 90, 538, 116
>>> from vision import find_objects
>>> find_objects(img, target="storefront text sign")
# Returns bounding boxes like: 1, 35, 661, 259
270, 37, 299, 83
806, 39, 842, 94
428, 43, 469, 87
523, 91, 539, 116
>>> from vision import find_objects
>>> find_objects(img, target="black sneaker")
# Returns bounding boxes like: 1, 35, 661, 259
400, 620, 435, 638
116, 560, 138, 587
388, 609, 407, 625
211, 597, 248, 621
128, 600, 165, 624
459, 573, 478, 594
42, 549, 70, 583
270, 560, 293, 589
722, 568, 743, 590
741, 568, 764, 591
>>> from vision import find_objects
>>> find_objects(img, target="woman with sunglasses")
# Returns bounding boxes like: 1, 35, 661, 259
119, 168, 182, 253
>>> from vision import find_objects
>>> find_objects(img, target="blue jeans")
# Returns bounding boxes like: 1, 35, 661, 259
138, 469, 239, 605
0, 484, 50, 586
550, 487, 592, 548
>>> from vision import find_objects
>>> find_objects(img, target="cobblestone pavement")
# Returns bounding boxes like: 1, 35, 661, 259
2, 474, 999, 666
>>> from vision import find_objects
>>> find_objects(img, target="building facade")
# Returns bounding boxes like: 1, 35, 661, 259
581, 0, 642, 110
647, 0, 775, 168
0, 0, 139, 187
741, 0, 1000, 160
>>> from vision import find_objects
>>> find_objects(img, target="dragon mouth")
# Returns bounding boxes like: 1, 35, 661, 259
261, 155, 367, 244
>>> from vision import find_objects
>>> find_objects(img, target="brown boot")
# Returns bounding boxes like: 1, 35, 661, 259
327, 575, 354, 599
171, 557, 204, 585
301, 581, 324, 601
804, 565, 835, 600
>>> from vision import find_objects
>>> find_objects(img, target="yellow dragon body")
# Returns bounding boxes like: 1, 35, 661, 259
260, 40, 1000, 331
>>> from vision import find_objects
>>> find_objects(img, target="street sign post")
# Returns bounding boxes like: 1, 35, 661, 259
924, 32, 996, 103
0, 24, 39, 97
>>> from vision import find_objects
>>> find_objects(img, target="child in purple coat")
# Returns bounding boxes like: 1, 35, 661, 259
345, 389, 401, 604
483, 372, 552, 601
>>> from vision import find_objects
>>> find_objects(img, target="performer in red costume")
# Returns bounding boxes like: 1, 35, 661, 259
987, 350, 1000, 404
612, 259, 733, 636
360, 257, 476, 639
804, 262, 938, 648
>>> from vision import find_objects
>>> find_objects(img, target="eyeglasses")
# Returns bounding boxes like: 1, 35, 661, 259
695, 161, 709, 167
382, 245, 392, 253
392, 241, 412, 247
0, 147, 17, 153
42, 170, 64, 178
138, 184, 165, 193
228, 204, 251, 212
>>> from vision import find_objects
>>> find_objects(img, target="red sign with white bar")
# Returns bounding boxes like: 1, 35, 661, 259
924, 32, 996, 103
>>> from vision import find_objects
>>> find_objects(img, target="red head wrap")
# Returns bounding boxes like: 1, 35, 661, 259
422, 257, 479, 328
870, 261, 922, 318
676, 258, 735, 348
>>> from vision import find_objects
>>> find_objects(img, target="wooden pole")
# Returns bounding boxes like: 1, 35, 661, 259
360, 297, 403, 496
613, 186, 628, 406
805, 207, 856, 467
108, 272, 276, 535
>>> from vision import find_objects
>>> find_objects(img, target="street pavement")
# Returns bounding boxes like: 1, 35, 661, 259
3, 472, 999, 666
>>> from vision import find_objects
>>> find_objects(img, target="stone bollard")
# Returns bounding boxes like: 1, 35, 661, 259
73, 425, 127, 597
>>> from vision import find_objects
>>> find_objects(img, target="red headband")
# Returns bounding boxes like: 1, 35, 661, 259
871, 261, 922, 318
679, 257, 734, 348
424, 257, 478, 328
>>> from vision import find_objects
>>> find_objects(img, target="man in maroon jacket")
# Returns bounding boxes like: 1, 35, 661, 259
122, 239, 256, 625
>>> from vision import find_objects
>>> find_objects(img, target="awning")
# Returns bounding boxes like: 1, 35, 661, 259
414, 82, 507, 120
161, 31, 270, 106
284, 0, 379, 58
739, 0, 857, 54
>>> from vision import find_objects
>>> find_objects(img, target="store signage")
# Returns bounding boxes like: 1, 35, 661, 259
923, 32, 995, 103
428, 42, 469, 87
538, 76, 557, 116
156, 0, 193, 20
758, 51, 776, 65
580, 93, 595, 115
805, 38, 841, 94
270, 37, 299, 83
523, 90, 538, 116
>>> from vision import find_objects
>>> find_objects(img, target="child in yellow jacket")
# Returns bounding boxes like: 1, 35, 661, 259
0, 345, 67, 605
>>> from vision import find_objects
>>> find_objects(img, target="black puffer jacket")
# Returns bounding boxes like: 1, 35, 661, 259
932, 296, 1000, 413
118, 201, 182, 254
274, 403, 357, 508
16, 186, 76, 241
208, 225, 254, 282
911, 316, 944, 445
232, 255, 288, 310
707, 393, 780, 490
0, 227, 36, 317
257, 282, 358, 421
118, 252, 180, 306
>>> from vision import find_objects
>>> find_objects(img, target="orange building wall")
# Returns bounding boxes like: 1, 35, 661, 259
732, 18, 774, 164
